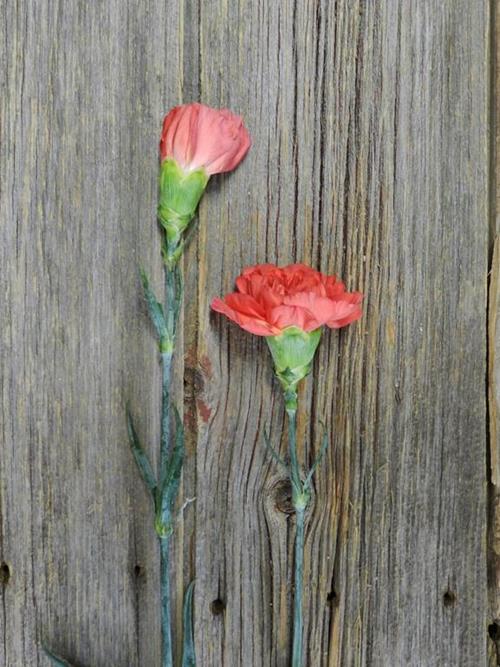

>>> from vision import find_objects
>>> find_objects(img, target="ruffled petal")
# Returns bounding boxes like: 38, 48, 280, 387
211, 297, 277, 336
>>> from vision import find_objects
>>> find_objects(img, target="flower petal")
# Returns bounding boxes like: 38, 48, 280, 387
211, 298, 277, 336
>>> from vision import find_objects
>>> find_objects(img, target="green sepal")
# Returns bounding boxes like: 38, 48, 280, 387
266, 326, 322, 392
181, 581, 196, 667
158, 158, 209, 247
42, 647, 73, 666
127, 409, 157, 496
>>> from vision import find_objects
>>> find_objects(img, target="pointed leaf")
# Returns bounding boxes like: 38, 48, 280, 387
181, 581, 196, 667
42, 646, 73, 666
140, 269, 168, 340
127, 409, 157, 494
263, 428, 288, 469
304, 425, 329, 489
160, 405, 185, 512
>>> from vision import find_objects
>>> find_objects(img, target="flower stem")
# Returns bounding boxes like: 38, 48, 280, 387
160, 351, 173, 486
160, 536, 173, 667
285, 397, 307, 667
292, 507, 305, 667
159, 260, 182, 667
287, 406, 301, 495
164, 257, 181, 339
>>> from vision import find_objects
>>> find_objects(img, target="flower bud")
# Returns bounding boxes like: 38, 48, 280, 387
158, 158, 209, 250
160, 103, 251, 176
266, 326, 322, 392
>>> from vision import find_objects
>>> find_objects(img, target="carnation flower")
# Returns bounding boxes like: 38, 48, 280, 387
160, 103, 251, 175
158, 103, 251, 260
211, 263, 363, 392
211, 263, 362, 337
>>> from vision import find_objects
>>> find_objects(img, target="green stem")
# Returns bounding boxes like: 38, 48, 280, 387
160, 536, 173, 667
159, 260, 182, 667
160, 351, 173, 487
292, 507, 305, 667
159, 260, 181, 489
286, 395, 307, 667
287, 407, 301, 496
164, 259, 180, 339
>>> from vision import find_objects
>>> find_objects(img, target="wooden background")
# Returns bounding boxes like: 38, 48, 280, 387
0, 1, 494, 665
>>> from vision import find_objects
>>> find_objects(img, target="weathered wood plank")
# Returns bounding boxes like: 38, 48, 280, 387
489, 238, 500, 666
194, 1, 489, 665
488, 4, 500, 665
0, 2, 188, 665
0, 1, 491, 666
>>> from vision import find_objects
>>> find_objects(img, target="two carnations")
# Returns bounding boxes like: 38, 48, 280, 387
158, 101, 362, 666
46, 103, 363, 667
160, 102, 362, 377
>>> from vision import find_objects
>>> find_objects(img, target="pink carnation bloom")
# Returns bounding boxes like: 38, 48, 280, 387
160, 103, 251, 175
211, 263, 363, 337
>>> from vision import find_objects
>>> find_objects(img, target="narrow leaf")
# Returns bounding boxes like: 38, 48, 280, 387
127, 409, 157, 494
42, 646, 73, 666
140, 268, 168, 340
304, 426, 329, 489
181, 581, 196, 667
263, 428, 288, 469
161, 405, 185, 511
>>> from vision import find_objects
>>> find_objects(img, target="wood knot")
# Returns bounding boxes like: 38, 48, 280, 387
184, 367, 205, 395
273, 479, 294, 514
184, 355, 213, 397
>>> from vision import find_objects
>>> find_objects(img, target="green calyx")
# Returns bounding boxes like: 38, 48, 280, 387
266, 326, 322, 394
158, 158, 209, 254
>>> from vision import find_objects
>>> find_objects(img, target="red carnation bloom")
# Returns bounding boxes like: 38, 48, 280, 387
211, 264, 363, 337
160, 103, 251, 175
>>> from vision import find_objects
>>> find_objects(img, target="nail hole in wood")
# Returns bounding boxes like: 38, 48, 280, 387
274, 479, 294, 515
134, 564, 143, 578
443, 590, 456, 607
210, 598, 225, 615
489, 622, 500, 641
327, 590, 339, 607
0, 562, 10, 585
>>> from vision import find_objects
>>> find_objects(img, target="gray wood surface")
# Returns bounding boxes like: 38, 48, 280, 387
488, 4, 500, 665
0, 1, 491, 665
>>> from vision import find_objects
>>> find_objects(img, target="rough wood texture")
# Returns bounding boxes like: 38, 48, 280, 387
0, 1, 490, 666
489, 239, 500, 665
488, 4, 500, 665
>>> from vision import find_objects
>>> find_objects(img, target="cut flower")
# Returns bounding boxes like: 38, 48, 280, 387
160, 103, 251, 175
211, 263, 363, 337
158, 103, 251, 260
211, 263, 363, 391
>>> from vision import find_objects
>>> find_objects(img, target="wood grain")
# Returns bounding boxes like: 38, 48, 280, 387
0, 1, 491, 666
488, 3, 500, 665
489, 238, 500, 665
